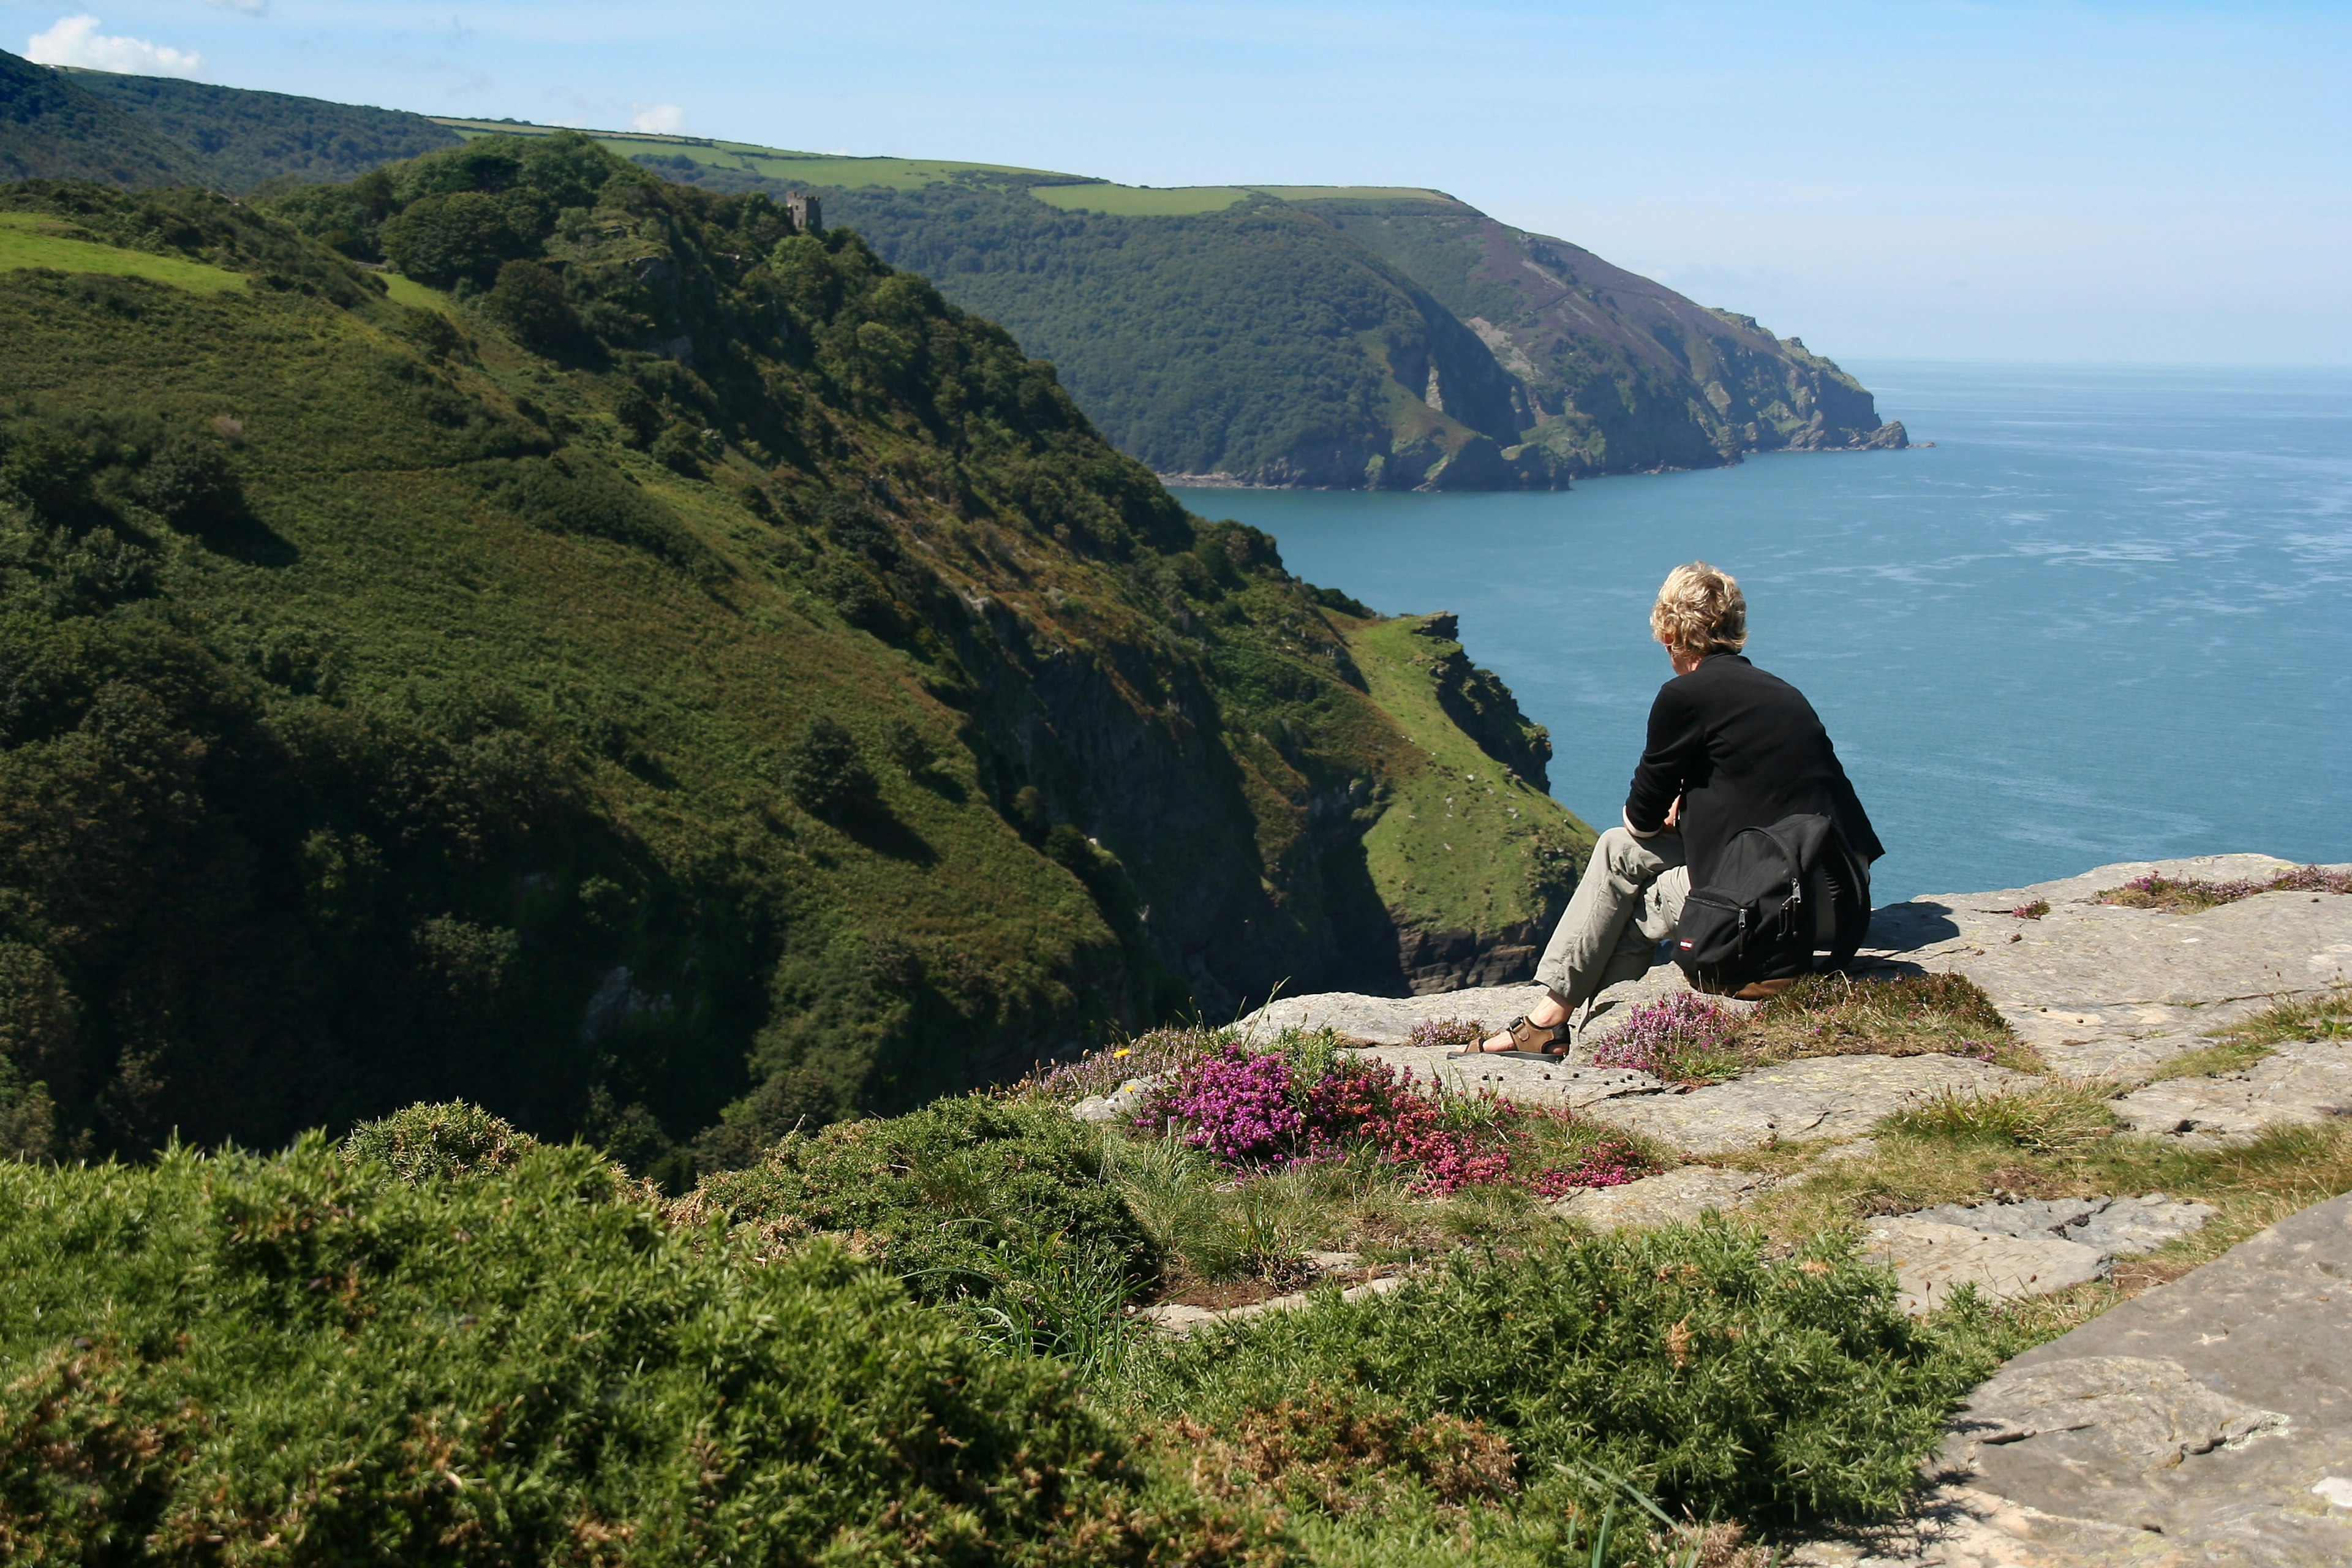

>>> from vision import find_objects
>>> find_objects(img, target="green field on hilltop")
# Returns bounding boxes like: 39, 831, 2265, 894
1248, 184, 1460, 205
0, 211, 246, 291
432, 118, 1054, 190
1029, 183, 1251, 216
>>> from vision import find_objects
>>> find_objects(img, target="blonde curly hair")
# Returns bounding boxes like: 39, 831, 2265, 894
1650, 562, 1747, 656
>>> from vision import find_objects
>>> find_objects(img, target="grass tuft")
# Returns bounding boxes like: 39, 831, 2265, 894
2215, 986, 2352, 1048
1588, 972, 2035, 1084
1877, 1080, 2117, 1155
2144, 1040, 2277, 1082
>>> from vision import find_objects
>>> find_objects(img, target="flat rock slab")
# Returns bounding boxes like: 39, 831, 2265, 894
1906, 1194, 2216, 1257
1864, 1217, 2111, 1314
1866, 855, 2352, 1080
1357, 1046, 1665, 1110
1138, 1272, 1408, 1334
1921, 1190, 2352, 1566
1241, 984, 1549, 1046
2110, 1040, 2352, 1145
1551, 1164, 1774, 1230
1583, 1053, 2034, 1156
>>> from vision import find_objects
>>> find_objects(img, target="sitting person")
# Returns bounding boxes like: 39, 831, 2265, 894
1469, 561, 1882, 1057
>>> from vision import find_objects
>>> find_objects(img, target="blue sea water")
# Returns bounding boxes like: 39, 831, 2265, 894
1172, 361, 2352, 904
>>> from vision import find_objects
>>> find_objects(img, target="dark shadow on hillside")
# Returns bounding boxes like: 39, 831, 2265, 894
839, 808, 938, 866
188, 510, 298, 568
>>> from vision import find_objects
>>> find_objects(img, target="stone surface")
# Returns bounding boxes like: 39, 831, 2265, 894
1796, 1190, 2352, 1566
1907, 1195, 2216, 1257
1584, 1053, 2034, 1156
1862, 855, 2352, 1080
2109, 1040, 2352, 1145
1070, 1075, 1163, 1123
1551, 1164, 1774, 1229
1863, 1218, 2111, 1314
1242, 984, 1552, 1046
1137, 1272, 1409, 1334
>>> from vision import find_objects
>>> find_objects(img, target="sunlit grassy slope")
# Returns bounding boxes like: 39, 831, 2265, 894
0, 211, 245, 291
1346, 615, 1591, 938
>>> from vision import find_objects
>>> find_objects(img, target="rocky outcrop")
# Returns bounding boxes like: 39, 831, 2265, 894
1795, 1193, 2352, 1567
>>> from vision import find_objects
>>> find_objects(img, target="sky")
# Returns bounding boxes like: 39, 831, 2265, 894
13, 1, 2350, 366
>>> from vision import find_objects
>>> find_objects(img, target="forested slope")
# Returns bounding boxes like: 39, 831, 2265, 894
0, 134, 1587, 1181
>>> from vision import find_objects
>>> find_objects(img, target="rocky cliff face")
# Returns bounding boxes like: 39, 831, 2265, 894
1311, 202, 1908, 475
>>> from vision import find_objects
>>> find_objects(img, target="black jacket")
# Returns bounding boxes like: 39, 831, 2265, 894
1624, 654, 1883, 894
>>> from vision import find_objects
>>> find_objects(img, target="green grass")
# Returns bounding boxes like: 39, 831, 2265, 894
1740, 971, 2043, 1073
1345, 613, 1591, 938
1877, 1080, 2119, 1155
2146, 1039, 2277, 1081
376, 269, 448, 311
1029, 183, 1251, 216
2218, 985, 2352, 1047
434, 117, 1058, 189
0, 212, 246, 293
1247, 185, 1461, 204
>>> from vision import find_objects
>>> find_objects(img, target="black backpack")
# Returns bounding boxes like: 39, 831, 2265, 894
1673, 813, 1856, 996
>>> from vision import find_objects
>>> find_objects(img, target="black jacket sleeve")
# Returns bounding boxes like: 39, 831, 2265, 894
1624, 681, 1701, 835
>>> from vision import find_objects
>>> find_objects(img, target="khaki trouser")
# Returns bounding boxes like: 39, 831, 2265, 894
1533, 826, 1688, 1010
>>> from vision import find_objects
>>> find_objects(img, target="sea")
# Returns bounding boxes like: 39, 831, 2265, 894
1172, 361, 2352, 904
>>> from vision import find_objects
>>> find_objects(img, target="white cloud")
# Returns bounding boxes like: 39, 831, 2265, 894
631, 104, 687, 135
26, 15, 204, 77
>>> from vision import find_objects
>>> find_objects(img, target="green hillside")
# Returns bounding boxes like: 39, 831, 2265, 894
1, 62, 1901, 489
66, 67, 461, 190
0, 49, 207, 187
0, 135, 1588, 1177
422, 118, 1902, 487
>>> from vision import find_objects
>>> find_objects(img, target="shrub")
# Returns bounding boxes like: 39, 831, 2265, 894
1140, 1037, 1653, 1197
677, 1095, 1163, 1315
782, 715, 876, 820
342, 1098, 538, 1180
481, 258, 584, 356
0, 1136, 1191, 1564
1137, 1219, 2002, 1528
132, 434, 244, 531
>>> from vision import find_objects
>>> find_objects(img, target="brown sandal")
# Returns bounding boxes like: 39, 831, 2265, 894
1447, 1014, 1570, 1060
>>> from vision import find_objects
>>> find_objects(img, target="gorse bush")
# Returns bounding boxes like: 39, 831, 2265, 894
1139, 1219, 2006, 1529
0, 1136, 1216, 1566
341, 1099, 541, 1181
678, 1095, 1163, 1319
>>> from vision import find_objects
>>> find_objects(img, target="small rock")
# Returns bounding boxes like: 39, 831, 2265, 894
1552, 1164, 1773, 1230
1304, 1250, 1360, 1273
1070, 1075, 1162, 1123
1137, 1271, 1411, 1333
1863, 1217, 2109, 1313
